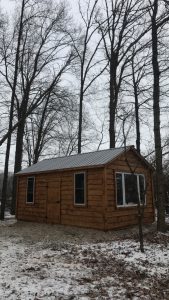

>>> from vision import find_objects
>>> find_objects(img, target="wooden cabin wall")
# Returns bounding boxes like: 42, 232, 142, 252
60, 168, 105, 229
16, 150, 155, 230
16, 175, 47, 222
16, 167, 106, 229
104, 150, 155, 230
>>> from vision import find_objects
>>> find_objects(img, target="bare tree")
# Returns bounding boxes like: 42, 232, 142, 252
70, 0, 107, 153
23, 88, 79, 164
150, 0, 169, 231
0, 0, 74, 216
98, 0, 151, 148
123, 46, 152, 153
123, 147, 148, 253
10, 1, 74, 214
0, 0, 26, 220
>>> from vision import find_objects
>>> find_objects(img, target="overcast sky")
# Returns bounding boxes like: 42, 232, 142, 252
0, 0, 155, 171
0, 0, 79, 16
0, 0, 86, 171
1, 0, 15, 13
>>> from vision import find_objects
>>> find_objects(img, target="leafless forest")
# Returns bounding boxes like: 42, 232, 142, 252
0, 0, 169, 232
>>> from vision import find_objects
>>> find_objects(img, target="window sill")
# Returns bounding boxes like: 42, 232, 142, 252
116, 204, 146, 208
74, 203, 87, 207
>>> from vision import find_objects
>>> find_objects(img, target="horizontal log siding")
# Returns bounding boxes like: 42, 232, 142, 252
104, 150, 155, 230
16, 150, 154, 230
60, 169, 105, 229
17, 168, 105, 229
17, 175, 47, 222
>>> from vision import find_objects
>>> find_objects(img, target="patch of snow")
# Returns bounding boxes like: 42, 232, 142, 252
0, 213, 16, 226
0, 221, 169, 299
166, 215, 169, 224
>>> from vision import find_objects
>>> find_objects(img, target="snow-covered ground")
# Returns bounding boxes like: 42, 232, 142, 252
0, 219, 169, 299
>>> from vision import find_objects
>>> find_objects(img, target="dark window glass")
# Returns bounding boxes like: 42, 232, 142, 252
116, 173, 123, 205
75, 173, 85, 204
75, 189, 84, 204
75, 173, 84, 189
139, 175, 145, 204
125, 174, 138, 205
27, 177, 34, 203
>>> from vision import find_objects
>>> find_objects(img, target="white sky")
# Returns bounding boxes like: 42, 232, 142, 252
0, 0, 80, 169
0, 0, 159, 171
0, 0, 79, 15
0, 0, 15, 13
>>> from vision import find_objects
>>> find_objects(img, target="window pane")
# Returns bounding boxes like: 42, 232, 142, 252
75, 174, 85, 204
28, 178, 34, 193
75, 189, 84, 204
27, 192, 34, 203
125, 174, 138, 205
75, 174, 84, 189
139, 175, 145, 203
27, 178, 34, 203
116, 173, 123, 205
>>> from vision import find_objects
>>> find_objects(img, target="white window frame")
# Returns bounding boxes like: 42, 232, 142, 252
74, 172, 86, 206
116, 172, 146, 207
26, 177, 35, 204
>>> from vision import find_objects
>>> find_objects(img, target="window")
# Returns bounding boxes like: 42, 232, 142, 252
26, 177, 35, 203
116, 173, 145, 206
74, 173, 86, 205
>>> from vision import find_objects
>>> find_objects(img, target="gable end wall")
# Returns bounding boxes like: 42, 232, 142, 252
104, 149, 155, 230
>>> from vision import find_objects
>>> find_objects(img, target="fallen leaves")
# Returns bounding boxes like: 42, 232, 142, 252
0, 221, 169, 299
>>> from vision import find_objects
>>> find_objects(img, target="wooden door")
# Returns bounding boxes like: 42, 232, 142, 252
47, 180, 61, 223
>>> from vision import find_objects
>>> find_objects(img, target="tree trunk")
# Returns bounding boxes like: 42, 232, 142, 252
132, 60, 140, 153
33, 96, 50, 164
11, 119, 25, 215
152, 0, 166, 232
137, 200, 144, 253
0, 0, 25, 220
0, 143, 10, 219
11, 94, 29, 215
109, 56, 117, 149
78, 81, 84, 154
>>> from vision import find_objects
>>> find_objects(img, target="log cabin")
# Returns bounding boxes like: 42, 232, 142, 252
16, 146, 155, 230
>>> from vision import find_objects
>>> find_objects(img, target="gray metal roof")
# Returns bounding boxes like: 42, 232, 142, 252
17, 147, 131, 175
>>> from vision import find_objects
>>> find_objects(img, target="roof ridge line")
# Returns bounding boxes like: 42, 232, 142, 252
42, 146, 130, 162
